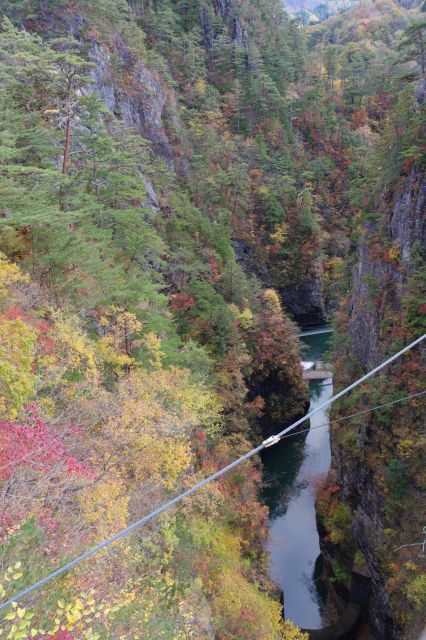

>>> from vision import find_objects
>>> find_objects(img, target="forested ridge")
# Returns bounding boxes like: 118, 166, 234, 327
0, 0, 424, 639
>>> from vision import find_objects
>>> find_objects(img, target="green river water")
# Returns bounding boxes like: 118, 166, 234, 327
261, 328, 333, 629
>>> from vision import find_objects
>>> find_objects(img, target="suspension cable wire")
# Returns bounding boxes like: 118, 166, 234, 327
1, 502, 190, 626
5, 384, 424, 475
5, 391, 425, 572
271, 333, 425, 442
0, 332, 424, 613
273, 389, 426, 443
4, 390, 395, 564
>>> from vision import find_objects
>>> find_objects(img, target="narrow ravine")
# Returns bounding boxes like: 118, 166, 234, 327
261, 328, 333, 629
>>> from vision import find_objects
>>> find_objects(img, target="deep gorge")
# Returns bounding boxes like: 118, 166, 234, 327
0, 1, 424, 639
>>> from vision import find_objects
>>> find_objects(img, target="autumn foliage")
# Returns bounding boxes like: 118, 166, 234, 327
0, 242, 305, 639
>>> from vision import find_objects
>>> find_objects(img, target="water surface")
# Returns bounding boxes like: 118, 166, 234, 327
262, 328, 332, 628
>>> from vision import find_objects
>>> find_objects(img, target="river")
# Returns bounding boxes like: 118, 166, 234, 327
261, 327, 332, 629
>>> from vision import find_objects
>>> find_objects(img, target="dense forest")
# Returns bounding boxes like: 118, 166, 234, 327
0, 1, 424, 639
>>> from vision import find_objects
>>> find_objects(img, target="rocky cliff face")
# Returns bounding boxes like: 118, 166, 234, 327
348, 169, 426, 371
212, 0, 246, 41
233, 237, 327, 326
329, 80, 426, 639
90, 41, 180, 171
279, 278, 326, 326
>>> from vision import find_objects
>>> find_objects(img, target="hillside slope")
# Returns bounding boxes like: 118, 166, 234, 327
0, 2, 311, 638
319, 35, 426, 640
0, 0, 424, 638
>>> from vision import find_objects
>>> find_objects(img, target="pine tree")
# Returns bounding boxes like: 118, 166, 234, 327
397, 20, 426, 77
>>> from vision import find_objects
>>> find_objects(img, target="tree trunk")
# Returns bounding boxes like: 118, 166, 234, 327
62, 75, 73, 175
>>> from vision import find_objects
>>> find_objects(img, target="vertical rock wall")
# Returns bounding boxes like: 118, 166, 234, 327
330, 82, 425, 639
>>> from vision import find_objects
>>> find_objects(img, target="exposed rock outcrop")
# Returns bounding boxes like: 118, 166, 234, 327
329, 81, 426, 639
90, 41, 176, 168
348, 155, 426, 373
279, 278, 326, 327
